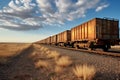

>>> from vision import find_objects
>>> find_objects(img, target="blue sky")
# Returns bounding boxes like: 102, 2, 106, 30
0, 0, 120, 42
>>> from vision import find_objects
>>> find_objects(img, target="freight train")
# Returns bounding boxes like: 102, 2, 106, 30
37, 17, 119, 51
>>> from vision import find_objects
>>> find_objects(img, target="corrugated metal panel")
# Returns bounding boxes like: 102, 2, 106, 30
85, 23, 88, 39
87, 19, 96, 40
71, 18, 97, 41
51, 35, 57, 44
96, 18, 119, 39
57, 30, 71, 43
45, 37, 51, 44
68, 30, 71, 41
80, 25, 82, 39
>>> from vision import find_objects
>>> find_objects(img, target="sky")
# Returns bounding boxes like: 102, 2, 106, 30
0, 0, 120, 43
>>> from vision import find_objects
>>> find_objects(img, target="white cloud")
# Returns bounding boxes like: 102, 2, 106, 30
96, 4, 109, 12
36, 0, 55, 14
0, 0, 109, 31
55, 0, 73, 13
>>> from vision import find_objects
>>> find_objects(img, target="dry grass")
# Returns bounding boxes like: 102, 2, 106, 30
50, 76, 59, 80
34, 60, 50, 69
56, 56, 72, 67
39, 46, 51, 56
73, 64, 96, 80
45, 50, 51, 54
30, 52, 37, 58
0, 43, 31, 64
0, 43, 31, 57
40, 47, 49, 52
47, 51, 60, 60
54, 66, 63, 73
73, 64, 83, 78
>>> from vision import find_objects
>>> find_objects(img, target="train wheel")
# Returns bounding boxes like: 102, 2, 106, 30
74, 44, 79, 49
74, 45, 78, 49
103, 45, 109, 51
87, 41, 94, 50
77, 45, 80, 49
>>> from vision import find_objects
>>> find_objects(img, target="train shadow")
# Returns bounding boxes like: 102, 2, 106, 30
94, 71, 120, 80
108, 49, 120, 53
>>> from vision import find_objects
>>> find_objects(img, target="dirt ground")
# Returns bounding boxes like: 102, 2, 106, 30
0, 43, 120, 80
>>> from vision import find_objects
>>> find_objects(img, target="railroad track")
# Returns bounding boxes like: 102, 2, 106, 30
51, 45, 120, 57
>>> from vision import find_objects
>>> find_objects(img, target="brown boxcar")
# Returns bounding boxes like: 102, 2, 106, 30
57, 30, 71, 46
35, 39, 45, 44
44, 37, 51, 44
51, 35, 57, 45
39, 39, 46, 44
71, 18, 119, 51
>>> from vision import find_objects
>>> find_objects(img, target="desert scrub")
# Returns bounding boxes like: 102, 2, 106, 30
56, 56, 72, 67
39, 47, 51, 55
54, 65, 64, 73
30, 52, 37, 58
47, 51, 60, 60
34, 60, 50, 69
45, 50, 51, 54
50, 76, 59, 80
73, 64, 96, 80
40, 47, 49, 52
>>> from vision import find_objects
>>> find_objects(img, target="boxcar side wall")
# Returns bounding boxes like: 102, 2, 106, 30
45, 37, 51, 44
71, 18, 96, 41
57, 30, 71, 46
88, 19, 96, 40
57, 30, 71, 43
51, 35, 57, 44
96, 18, 119, 40
67, 30, 71, 42
71, 18, 119, 41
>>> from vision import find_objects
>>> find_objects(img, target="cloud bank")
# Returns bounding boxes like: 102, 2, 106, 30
0, 0, 109, 31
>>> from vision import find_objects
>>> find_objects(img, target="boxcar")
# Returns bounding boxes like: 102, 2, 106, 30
71, 18, 119, 51
44, 37, 51, 44
39, 39, 46, 44
51, 35, 57, 45
57, 30, 71, 46
35, 39, 45, 44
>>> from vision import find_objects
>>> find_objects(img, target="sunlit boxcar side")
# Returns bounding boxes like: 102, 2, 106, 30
57, 30, 71, 46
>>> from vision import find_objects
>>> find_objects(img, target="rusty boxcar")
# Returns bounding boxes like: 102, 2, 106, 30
35, 39, 45, 44
57, 30, 71, 46
51, 35, 57, 45
44, 37, 51, 44
39, 39, 45, 44
71, 18, 119, 51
